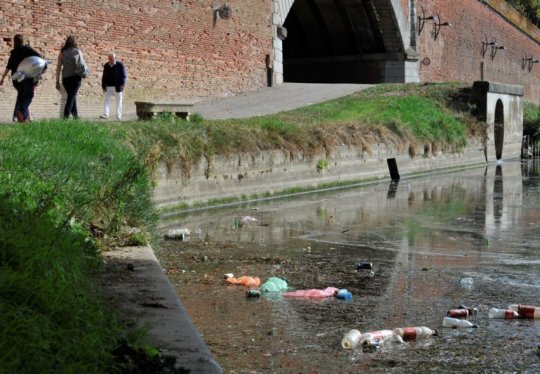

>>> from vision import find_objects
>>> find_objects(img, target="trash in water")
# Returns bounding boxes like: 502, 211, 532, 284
224, 274, 261, 287
240, 215, 258, 224
447, 309, 469, 318
458, 277, 474, 290
458, 305, 478, 316
393, 326, 437, 341
442, 317, 478, 328
341, 329, 362, 349
336, 289, 352, 300
508, 304, 540, 319
164, 228, 191, 240
246, 289, 261, 298
488, 307, 519, 319
361, 330, 394, 350
259, 277, 288, 292
356, 261, 373, 270
282, 287, 339, 299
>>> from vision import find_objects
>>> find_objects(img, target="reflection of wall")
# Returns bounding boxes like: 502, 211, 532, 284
485, 162, 523, 236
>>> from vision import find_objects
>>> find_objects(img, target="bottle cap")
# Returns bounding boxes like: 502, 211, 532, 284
337, 289, 352, 300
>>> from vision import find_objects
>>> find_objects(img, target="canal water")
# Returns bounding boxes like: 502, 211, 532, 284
156, 160, 540, 373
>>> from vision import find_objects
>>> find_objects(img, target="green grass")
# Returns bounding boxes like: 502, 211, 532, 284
107, 83, 475, 175
0, 120, 156, 372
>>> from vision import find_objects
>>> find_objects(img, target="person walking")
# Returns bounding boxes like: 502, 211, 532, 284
0, 34, 42, 123
100, 52, 126, 120
55, 35, 87, 119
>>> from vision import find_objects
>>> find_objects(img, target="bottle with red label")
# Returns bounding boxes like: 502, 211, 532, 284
393, 326, 437, 341
508, 304, 540, 319
458, 304, 478, 316
447, 309, 469, 318
488, 307, 519, 319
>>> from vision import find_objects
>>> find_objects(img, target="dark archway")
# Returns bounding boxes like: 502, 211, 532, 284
282, 0, 405, 83
494, 99, 504, 160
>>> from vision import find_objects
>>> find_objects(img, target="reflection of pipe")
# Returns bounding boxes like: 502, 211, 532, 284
493, 165, 503, 223
387, 180, 399, 200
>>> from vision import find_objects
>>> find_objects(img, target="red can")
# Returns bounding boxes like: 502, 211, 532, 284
447, 309, 469, 318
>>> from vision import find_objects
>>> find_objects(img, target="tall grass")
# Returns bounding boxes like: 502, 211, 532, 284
0, 120, 156, 372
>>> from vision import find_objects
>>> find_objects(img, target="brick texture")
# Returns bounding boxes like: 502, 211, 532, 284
417, 0, 540, 102
2, 0, 540, 123
0, 0, 273, 121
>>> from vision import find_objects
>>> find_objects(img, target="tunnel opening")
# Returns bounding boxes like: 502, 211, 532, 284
282, 0, 405, 84
494, 99, 504, 160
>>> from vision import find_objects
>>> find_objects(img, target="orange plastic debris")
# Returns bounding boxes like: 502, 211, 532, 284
225, 276, 261, 287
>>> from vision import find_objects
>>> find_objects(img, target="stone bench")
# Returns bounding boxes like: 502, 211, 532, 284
135, 102, 194, 120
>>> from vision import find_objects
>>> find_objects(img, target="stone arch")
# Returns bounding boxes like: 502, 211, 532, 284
494, 99, 505, 160
272, 0, 419, 85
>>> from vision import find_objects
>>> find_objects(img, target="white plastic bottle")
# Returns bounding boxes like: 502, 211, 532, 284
442, 317, 478, 328
393, 326, 437, 341
508, 304, 540, 319
341, 329, 362, 349
488, 307, 519, 319
361, 330, 394, 347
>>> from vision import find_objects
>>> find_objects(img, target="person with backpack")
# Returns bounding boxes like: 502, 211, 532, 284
55, 35, 88, 119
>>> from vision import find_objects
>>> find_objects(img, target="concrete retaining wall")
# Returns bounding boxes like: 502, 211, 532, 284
152, 133, 519, 209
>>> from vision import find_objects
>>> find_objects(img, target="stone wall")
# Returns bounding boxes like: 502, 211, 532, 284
152, 131, 519, 209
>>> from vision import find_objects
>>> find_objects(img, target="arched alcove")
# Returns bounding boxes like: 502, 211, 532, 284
494, 99, 504, 160
281, 0, 405, 83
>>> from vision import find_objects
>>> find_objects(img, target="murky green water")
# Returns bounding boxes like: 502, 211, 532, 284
157, 160, 540, 373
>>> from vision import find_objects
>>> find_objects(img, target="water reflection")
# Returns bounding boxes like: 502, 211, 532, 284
159, 160, 540, 373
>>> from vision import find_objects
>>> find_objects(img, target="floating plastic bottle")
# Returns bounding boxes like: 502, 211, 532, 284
508, 304, 540, 319
361, 330, 394, 347
458, 305, 478, 316
393, 326, 437, 341
488, 307, 519, 319
442, 317, 478, 328
164, 228, 191, 240
341, 329, 362, 349
447, 309, 469, 318
336, 289, 352, 300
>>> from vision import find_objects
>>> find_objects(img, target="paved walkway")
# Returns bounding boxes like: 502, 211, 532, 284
193, 83, 373, 120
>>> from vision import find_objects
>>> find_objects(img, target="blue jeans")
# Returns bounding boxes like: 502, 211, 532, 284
62, 75, 82, 118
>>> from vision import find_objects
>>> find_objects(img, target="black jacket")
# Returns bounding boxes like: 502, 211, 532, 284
101, 61, 126, 92
7, 45, 41, 74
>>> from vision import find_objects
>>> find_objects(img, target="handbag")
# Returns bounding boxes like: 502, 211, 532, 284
75, 50, 90, 79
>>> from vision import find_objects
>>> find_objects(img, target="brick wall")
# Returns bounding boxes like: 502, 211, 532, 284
418, 0, 540, 103
0, 0, 273, 121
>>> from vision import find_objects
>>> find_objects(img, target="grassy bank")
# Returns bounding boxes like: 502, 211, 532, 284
0, 121, 155, 372
106, 83, 480, 171
0, 82, 517, 371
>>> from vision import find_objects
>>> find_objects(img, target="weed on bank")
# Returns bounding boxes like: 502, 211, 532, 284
0, 120, 155, 372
